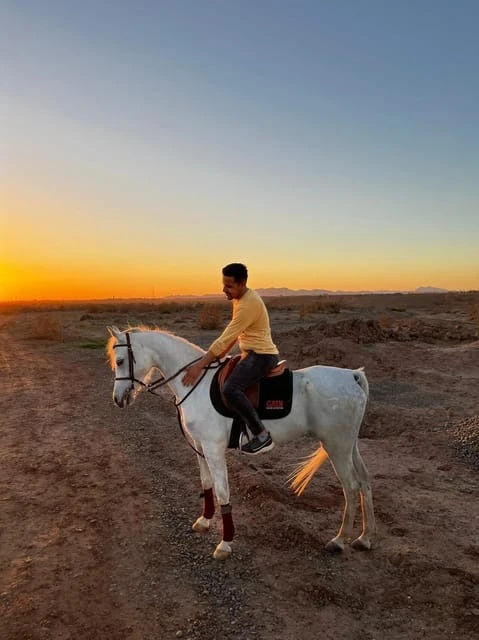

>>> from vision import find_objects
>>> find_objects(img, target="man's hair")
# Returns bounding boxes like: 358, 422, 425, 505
222, 263, 248, 283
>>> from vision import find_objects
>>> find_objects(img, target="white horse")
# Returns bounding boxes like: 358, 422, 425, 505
107, 326, 376, 560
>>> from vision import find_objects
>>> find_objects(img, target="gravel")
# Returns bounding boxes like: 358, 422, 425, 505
110, 400, 282, 640
448, 415, 479, 470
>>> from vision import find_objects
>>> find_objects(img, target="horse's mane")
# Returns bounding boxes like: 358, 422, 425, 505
106, 325, 203, 370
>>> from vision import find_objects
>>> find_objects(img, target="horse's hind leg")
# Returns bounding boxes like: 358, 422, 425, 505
322, 442, 360, 553
192, 444, 215, 534
351, 442, 376, 551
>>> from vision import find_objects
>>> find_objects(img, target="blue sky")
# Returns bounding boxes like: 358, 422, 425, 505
1, 0, 478, 298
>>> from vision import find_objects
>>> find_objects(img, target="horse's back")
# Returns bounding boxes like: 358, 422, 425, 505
287, 365, 368, 440
295, 363, 367, 385
293, 364, 369, 406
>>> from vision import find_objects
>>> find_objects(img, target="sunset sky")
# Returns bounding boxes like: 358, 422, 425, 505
1, 1, 478, 300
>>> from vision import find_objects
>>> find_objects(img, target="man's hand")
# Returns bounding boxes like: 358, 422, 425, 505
182, 350, 217, 387
182, 361, 205, 387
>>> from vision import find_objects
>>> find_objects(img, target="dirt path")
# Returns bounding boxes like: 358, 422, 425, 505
0, 328, 478, 640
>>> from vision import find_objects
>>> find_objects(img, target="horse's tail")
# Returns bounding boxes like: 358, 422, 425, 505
289, 447, 329, 496
354, 367, 370, 425
354, 367, 369, 401
354, 367, 369, 399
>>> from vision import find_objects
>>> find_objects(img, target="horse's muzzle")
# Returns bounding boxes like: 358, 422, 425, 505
114, 387, 131, 408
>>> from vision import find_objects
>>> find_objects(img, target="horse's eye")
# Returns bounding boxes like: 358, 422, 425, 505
116, 358, 124, 367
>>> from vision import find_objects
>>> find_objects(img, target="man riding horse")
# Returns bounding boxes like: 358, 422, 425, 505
182, 262, 279, 455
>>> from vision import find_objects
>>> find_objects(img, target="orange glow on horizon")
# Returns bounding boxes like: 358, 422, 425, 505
1, 256, 477, 302
2, 178, 478, 302
1, 187, 477, 301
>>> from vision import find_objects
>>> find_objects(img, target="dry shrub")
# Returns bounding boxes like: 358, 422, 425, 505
198, 304, 223, 330
470, 303, 479, 323
311, 297, 343, 314
298, 303, 309, 320
86, 304, 102, 313
378, 314, 393, 329
29, 315, 64, 341
325, 297, 343, 313
298, 297, 343, 319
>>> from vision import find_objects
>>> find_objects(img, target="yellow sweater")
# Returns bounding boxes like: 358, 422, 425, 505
209, 289, 278, 357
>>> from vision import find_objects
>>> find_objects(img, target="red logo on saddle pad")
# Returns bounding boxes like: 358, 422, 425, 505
265, 399, 284, 410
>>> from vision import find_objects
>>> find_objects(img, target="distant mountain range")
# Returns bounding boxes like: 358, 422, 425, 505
255, 286, 450, 296
165, 286, 450, 300
413, 286, 450, 294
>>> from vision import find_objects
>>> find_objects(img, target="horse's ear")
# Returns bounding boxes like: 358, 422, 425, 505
107, 325, 121, 339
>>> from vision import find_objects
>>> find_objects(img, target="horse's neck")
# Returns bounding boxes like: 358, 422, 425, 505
141, 331, 204, 380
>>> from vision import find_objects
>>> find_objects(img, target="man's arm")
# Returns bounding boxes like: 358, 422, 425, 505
183, 297, 256, 387
208, 302, 256, 357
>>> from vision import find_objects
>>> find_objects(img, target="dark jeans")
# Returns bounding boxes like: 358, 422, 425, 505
223, 351, 279, 436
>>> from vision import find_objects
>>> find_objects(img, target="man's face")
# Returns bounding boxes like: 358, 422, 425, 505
222, 276, 246, 300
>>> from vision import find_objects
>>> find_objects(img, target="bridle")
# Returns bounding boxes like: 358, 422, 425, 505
112, 332, 224, 456
113, 332, 141, 394
112, 331, 195, 394
113, 331, 221, 397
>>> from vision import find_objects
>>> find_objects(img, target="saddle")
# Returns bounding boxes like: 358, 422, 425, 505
216, 355, 288, 408
210, 356, 294, 448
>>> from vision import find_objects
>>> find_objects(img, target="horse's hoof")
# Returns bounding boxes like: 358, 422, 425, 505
213, 541, 232, 560
351, 536, 372, 551
192, 516, 210, 533
325, 538, 344, 553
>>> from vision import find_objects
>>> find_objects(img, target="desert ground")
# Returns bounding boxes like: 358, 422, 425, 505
0, 292, 478, 640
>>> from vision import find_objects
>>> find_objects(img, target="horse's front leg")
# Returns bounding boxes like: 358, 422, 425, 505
202, 442, 234, 560
192, 443, 215, 534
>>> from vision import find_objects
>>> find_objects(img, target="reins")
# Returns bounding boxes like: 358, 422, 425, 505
113, 333, 224, 457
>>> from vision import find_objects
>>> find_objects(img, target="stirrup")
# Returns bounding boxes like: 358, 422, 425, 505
239, 431, 247, 452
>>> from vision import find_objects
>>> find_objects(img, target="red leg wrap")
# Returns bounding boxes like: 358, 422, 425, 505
202, 488, 215, 519
221, 511, 235, 542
